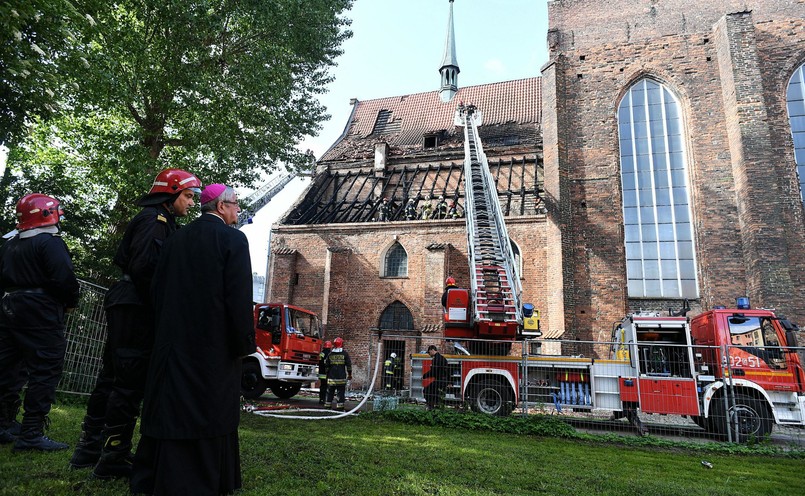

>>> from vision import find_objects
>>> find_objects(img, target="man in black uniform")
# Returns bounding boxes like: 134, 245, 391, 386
318, 340, 332, 406
325, 337, 352, 411
0, 193, 80, 451
423, 345, 450, 411
70, 169, 201, 479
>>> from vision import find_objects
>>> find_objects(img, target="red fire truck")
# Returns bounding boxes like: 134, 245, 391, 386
240, 303, 323, 400
412, 302, 804, 442
416, 105, 804, 441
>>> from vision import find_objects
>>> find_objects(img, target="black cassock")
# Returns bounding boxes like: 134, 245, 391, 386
131, 214, 255, 496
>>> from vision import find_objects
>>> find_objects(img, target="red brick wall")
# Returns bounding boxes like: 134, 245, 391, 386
268, 218, 546, 384
544, 0, 805, 340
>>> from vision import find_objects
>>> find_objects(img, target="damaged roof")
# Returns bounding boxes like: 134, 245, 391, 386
321, 77, 542, 162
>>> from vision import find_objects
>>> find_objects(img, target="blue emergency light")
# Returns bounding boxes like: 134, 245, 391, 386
522, 303, 534, 318
736, 297, 750, 310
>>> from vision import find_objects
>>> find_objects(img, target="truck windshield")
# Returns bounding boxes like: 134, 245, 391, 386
285, 307, 321, 338
728, 315, 784, 368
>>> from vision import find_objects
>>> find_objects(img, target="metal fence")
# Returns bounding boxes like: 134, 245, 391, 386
368, 332, 805, 446
59, 279, 108, 395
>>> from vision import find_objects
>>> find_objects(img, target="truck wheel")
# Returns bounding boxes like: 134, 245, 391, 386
709, 393, 772, 442
270, 381, 302, 399
241, 361, 267, 400
469, 380, 513, 416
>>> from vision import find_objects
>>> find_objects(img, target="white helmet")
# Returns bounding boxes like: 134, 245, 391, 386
390, 353, 397, 359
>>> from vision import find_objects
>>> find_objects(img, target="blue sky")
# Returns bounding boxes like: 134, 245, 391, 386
244, 0, 551, 279
301, 0, 550, 158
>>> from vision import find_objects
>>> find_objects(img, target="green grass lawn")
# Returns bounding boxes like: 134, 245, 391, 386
1, 400, 803, 495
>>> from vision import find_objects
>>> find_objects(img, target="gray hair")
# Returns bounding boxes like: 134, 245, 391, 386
201, 186, 237, 213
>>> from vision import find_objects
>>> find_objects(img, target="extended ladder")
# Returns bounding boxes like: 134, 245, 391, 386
455, 105, 522, 337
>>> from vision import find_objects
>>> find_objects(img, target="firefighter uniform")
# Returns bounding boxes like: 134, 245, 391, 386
382, 354, 399, 393
0, 194, 80, 451
71, 169, 200, 478
325, 342, 352, 410
317, 343, 332, 405
405, 199, 417, 220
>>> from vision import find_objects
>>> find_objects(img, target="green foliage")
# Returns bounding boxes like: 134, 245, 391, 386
2, 0, 354, 280
1, 401, 804, 496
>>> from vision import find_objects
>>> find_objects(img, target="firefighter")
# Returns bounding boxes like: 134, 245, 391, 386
420, 201, 433, 220
70, 169, 201, 479
434, 195, 448, 219
446, 201, 461, 219
382, 352, 398, 394
441, 276, 457, 311
405, 198, 417, 220
325, 337, 352, 411
0, 194, 80, 451
318, 340, 332, 406
423, 345, 450, 411
378, 197, 391, 222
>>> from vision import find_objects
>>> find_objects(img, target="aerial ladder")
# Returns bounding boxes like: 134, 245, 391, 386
443, 104, 539, 345
236, 172, 296, 228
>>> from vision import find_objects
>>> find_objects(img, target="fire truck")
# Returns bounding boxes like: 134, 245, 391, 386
411, 104, 805, 441
413, 302, 804, 441
240, 303, 323, 400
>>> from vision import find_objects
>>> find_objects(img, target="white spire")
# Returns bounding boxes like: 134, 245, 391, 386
439, 0, 460, 103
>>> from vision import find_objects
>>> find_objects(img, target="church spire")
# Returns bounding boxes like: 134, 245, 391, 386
438, 0, 460, 103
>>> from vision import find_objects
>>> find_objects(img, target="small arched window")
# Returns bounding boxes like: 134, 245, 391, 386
618, 78, 698, 298
383, 242, 408, 277
786, 63, 805, 208
379, 301, 414, 330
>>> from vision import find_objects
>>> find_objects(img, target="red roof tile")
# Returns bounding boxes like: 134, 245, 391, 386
321, 77, 541, 161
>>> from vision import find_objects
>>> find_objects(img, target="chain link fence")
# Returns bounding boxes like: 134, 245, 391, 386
58, 279, 107, 395
368, 332, 805, 446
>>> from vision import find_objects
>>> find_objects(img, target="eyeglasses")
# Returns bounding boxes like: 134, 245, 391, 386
222, 201, 239, 206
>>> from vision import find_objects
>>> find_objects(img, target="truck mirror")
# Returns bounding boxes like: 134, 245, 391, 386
785, 330, 799, 348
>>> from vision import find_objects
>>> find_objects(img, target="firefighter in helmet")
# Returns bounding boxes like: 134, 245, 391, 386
71, 168, 201, 479
442, 276, 457, 311
325, 337, 352, 410
382, 352, 399, 394
378, 197, 391, 222
434, 195, 448, 219
318, 340, 332, 406
405, 198, 417, 220
0, 194, 80, 451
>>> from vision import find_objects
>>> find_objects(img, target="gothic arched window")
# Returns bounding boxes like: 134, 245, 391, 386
786, 63, 805, 208
383, 242, 408, 277
379, 301, 414, 330
617, 78, 698, 298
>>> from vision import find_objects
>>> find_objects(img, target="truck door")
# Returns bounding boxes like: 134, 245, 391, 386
725, 314, 796, 392
630, 319, 700, 416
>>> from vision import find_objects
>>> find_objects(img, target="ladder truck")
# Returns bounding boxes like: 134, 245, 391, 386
413, 104, 805, 441
441, 104, 540, 352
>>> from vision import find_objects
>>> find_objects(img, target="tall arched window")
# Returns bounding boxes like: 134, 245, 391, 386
786, 64, 805, 208
379, 301, 414, 330
383, 242, 408, 277
618, 78, 698, 298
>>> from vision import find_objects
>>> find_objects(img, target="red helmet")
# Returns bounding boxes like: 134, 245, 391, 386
445, 276, 456, 286
16, 194, 64, 231
333, 337, 344, 348
148, 168, 202, 195
324, 341, 333, 348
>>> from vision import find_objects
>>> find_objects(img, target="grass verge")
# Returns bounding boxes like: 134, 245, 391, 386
0, 401, 803, 495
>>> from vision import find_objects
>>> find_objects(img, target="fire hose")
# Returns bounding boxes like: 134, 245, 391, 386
250, 339, 383, 420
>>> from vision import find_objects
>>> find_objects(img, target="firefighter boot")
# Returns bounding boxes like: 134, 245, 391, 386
13, 415, 69, 451
69, 415, 105, 469
0, 401, 22, 444
92, 423, 135, 480
336, 402, 345, 411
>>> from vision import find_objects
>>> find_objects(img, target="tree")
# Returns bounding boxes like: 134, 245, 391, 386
3, 0, 354, 281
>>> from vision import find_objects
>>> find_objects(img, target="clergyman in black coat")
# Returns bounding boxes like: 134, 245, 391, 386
130, 184, 255, 496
